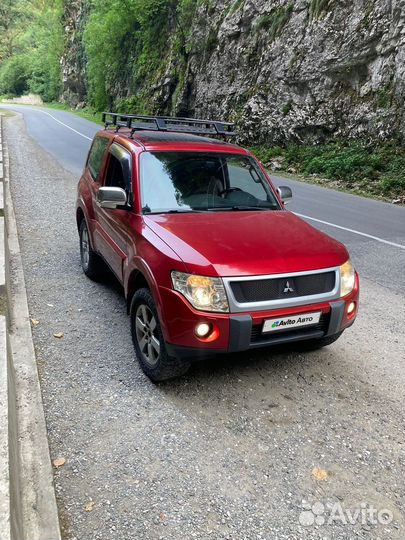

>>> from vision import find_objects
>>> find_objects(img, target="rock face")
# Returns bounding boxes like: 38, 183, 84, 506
60, 0, 88, 107
61, 0, 405, 143
182, 0, 405, 143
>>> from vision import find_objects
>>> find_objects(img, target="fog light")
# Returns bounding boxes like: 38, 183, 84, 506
347, 301, 356, 315
195, 323, 211, 338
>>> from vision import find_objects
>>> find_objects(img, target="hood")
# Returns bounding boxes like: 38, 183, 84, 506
144, 210, 348, 277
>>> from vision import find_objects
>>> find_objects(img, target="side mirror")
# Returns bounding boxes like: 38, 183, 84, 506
277, 186, 292, 204
97, 186, 127, 209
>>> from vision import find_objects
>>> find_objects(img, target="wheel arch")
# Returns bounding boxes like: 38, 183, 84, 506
126, 270, 150, 313
76, 206, 85, 232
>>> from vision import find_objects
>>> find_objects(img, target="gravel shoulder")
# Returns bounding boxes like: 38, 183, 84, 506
5, 113, 405, 540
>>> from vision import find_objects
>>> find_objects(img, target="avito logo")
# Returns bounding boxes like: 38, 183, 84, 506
272, 316, 314, 329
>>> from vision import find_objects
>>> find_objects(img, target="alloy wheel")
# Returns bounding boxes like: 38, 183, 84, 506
135, 304, 160, 367
80, 225, 90, 270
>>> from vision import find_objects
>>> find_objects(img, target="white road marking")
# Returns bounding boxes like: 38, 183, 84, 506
295, 212, 405, 250
13, 106, 93, 141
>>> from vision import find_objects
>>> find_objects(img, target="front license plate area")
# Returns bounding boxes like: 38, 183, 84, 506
262, 311, 322, 333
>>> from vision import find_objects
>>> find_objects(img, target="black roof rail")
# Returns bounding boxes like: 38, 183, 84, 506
102, 112, 235, 138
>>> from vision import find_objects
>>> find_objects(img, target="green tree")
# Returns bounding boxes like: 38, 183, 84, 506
0, 0, 28, 61
0, 0, 63, 99
25, 0, 64, 100
83, 0, 198, 111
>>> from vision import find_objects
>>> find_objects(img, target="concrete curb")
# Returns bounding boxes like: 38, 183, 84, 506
0, 114, 12, 540
0, 114, 61, 539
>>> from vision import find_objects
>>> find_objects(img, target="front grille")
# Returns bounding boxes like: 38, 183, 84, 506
250, 313, 329, 344
230, 271, 336, 304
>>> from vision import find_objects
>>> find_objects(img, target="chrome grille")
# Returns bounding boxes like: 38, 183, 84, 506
230, 271, 336, 303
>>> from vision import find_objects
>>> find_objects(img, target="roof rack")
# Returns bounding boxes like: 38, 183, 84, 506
102, 112, 235, 138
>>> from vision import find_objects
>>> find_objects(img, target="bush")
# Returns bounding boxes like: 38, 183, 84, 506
249, 141, 405, 199
0, 55, 32, 96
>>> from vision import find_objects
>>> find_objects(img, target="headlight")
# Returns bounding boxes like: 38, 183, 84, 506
340, 259, 355, 296
171, 271, 229, 312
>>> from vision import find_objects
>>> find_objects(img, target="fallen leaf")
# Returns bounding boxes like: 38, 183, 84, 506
53, 332, 64, 339
312, 467, 328, 481
53, 457, 66, 468
30, 319, 40, 326
84, 500, 95, 512
159, 512, 167, 521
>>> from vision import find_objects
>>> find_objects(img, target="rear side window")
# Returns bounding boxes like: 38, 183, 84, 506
88, 136, 109, 180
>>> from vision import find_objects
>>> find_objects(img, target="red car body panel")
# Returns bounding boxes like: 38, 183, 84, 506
144, 211, 349, 277
76, 129, 359, 356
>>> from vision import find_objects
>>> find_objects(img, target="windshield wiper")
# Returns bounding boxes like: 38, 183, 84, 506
144, 208, 206, 214
166, 209, 206, 214
207, 206, 272, 212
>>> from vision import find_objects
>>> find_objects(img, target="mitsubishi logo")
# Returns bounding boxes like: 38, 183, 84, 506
283, 280, 294, 293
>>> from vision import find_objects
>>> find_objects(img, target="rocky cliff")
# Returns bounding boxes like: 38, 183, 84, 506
61, 0, 88, 107
62, 0, 405, 144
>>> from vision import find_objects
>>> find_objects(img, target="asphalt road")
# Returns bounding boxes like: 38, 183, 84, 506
2, 104, 404, 295
2, 106, 405, 540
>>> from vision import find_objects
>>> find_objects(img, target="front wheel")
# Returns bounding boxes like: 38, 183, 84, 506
130, 288, 190, 381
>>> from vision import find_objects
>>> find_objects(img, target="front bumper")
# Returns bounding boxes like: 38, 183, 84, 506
160, 276, 359, 360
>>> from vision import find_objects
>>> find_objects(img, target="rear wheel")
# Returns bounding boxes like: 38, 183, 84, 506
130, 288, 190, 381
79, 220, 105, 280
297, 331, 343, 351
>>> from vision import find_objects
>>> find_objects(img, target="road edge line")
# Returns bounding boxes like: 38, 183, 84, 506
294, 212, 405, 250
1, 115, 61, 539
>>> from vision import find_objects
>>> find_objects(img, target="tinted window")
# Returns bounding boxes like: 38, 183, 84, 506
105, 155, 126, 191
88, 137, 109, 180
140, 152, 280, 213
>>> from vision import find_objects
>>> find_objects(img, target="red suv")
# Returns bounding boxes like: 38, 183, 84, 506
76, 113, 359, 381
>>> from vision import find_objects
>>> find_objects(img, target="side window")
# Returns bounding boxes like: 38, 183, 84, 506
88, 136, 109, 180
227, 156, 268, 200
105, 155, 126, 191
104, 143, 132, 194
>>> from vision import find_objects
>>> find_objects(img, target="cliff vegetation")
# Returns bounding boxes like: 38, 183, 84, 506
0, 0, 404, 198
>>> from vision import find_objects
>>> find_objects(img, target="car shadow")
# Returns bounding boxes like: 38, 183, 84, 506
159, 340, 331, 392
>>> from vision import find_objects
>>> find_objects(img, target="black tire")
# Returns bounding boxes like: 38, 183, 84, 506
296, 331, 343, 351
130, 288, 190, 381
79, 219, 105, 280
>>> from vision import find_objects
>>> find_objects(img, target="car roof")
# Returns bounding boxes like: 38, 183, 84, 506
100, 128, 248, 154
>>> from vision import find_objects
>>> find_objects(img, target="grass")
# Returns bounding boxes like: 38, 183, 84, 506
309, 0, 336, 20
226, 0, 244, 16
249, 141, 405, 201
0, 107, 16, 117
45, 102, 103, 125
256, 4, 293, 40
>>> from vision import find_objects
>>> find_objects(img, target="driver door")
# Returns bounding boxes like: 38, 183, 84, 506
93, 143, 133, 282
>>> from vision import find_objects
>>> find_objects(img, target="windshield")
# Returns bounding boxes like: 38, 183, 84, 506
140, 152, 281, 214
